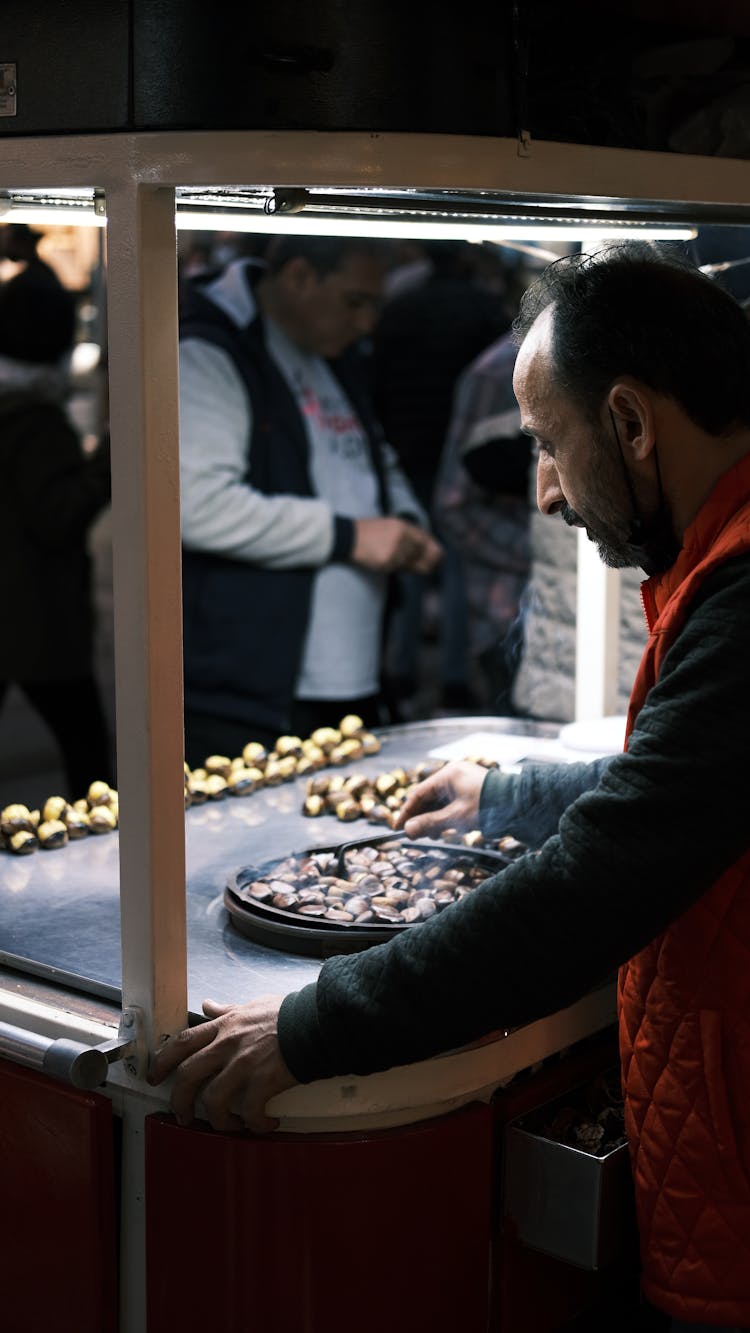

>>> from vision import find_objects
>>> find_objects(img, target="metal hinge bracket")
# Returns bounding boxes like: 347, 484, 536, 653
94, 1005, 146, 1079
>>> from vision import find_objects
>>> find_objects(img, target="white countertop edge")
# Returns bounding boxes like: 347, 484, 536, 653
0, 980, 617, 1135
268, 982, 617, 1133
0, 985, 117, 1044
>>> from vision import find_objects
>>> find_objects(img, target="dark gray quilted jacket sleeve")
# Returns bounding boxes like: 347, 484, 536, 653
479, 757, 613, 846
278, 556, 750, 1084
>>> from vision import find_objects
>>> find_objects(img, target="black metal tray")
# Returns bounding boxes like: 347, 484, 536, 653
223, 832, 514, 958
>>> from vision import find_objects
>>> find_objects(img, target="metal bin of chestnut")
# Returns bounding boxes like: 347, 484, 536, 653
224, 830, 529, 957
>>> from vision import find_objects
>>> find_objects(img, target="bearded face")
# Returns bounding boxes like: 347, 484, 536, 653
558, 422, 680, 576
514, 307, 680, 579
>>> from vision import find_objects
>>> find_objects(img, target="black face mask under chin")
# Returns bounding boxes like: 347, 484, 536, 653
608, 407, 681, 576
633, 507, 681, 576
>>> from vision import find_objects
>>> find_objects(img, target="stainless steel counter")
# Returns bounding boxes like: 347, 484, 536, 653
0, 716, 622, 1135
0, 718, 559, 1017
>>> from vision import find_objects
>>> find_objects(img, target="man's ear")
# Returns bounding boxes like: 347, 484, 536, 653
608, 380, 656, 461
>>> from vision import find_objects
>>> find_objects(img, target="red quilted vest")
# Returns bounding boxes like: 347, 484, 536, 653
619, 452, 750, 1324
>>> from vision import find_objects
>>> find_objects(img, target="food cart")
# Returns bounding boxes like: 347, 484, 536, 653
0, 711, 626, 1333
1, 4, 749, 1329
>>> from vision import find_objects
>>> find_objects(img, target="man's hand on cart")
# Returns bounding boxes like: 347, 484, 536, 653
393, 760, 487, 839
147, 995, 298, 1133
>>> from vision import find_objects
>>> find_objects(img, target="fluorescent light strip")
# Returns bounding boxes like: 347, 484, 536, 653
175, 210, 697, 242
0, 205, 106, 227
0, 202, 696, 243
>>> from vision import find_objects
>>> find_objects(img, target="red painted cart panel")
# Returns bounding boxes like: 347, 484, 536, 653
146, 1101, 494, 1333
0, 1059, 117, 1333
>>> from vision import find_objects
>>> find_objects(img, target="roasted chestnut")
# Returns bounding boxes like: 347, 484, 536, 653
87, 780, 112, 807
339, 714, 364, 737
89, 805, 117, 834
275, 735, 304, 759
1, 804, 35, 837
38, 819, 69, 850
9, 829, 38, 855
226, 767, 259, 796
42, 796, 68, 824
242, 741, 268, 767
303, 794, 325, 817
204, 754, 232, 778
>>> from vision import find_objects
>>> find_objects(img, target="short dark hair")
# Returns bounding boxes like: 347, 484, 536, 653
512, 241, 750, 434
264, 233, 389, 277
0, 222, 42, 263
0, 268, 75, 365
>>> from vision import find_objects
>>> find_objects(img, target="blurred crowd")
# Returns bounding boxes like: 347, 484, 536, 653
0, 224, 113, 804
175, 228, 543, 769
2, 218, 749, 802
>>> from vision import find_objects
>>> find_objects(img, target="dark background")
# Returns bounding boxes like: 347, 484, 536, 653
0, 0, 748, 158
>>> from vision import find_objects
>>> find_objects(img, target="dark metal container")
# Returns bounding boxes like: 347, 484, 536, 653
503, 1070, 635, 1271
224, 832, 515, 958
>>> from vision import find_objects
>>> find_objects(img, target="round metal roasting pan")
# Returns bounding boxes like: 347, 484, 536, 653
224, 832, 517, 957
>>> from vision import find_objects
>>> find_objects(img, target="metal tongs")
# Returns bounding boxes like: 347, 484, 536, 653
330, 830, 409, 878
329, 829, 510, 879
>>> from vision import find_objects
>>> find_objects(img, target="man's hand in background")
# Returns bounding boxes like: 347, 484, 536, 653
352, 516, 442, 575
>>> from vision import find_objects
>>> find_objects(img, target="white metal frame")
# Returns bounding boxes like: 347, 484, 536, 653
0, 124, 748, 1047
0, 127, 748, 1332
575, 532, 622, 720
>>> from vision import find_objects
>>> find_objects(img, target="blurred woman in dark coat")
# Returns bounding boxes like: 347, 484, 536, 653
0, 266, 113, 800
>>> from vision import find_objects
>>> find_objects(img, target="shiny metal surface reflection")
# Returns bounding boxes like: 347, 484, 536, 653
0, 718, 557, 1015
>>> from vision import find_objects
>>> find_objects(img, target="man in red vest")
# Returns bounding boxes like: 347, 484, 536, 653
151, 244, 750, 1331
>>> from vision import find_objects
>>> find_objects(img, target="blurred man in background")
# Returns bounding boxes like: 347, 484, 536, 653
0, 265, 112, 799
371, 240, 511, 714
178, 234, 441, 765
